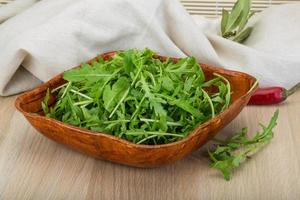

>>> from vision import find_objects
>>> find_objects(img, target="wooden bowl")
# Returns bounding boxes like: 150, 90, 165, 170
15, 51, 257, 168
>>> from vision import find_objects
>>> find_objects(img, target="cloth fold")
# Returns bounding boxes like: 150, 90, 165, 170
0, 0, 299, 96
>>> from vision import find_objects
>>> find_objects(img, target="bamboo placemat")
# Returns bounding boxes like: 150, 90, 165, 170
0, 0, 13, 5
0, 0, 299, 17
181, 0, 300, 17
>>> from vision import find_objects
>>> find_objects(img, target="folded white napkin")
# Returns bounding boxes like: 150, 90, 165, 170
0, 0, 299, 96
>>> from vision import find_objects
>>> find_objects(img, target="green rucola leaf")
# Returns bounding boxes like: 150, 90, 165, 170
162, 76, 174, 91
42, 88, 50, 115
184, 76, 194, 93
224, 0, 243, 33
150, 100, 167, 117
233, 27, 252, 43
232, 155, 246, 167
103, 77, 130, 112
63, 64, 111, 82
202, 89, 215, 118
209, 109, 279, 181
221, 9, 229, 35
123, 49, 135, 74
170, 99, 203, 119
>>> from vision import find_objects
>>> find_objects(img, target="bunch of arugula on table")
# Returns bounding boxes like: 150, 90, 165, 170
43, 48, 231, 145
209, 109, 279, 180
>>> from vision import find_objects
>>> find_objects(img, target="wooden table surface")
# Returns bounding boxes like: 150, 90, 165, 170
0, 92, 299, 200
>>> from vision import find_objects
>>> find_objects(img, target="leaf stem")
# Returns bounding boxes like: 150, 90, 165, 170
136, 135, 158, 144
202, 89, 215, 118
70, 89, 93, 100
102, 119, 130, 124
247, 79, 259, 94
73, 100, 93, 106
51, 82, 69, 93
213, 73, 231, 110
125, 131, 184, 138
61, 81, 72, 99
131, 95, 146, 120
140, 118, 183, 126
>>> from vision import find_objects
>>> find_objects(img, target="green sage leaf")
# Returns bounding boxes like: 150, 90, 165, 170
221, 9, 229, 35
233, 27, 253, 43
224, 0, 243, 33
238, 0, 251, 32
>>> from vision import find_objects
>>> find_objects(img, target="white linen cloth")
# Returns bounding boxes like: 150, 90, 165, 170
0, 0, 299, 96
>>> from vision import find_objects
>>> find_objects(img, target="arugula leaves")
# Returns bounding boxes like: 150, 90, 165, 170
209, 109, 279, 180
42, 88, 50, 116
103, 77, 130, 112
43, 48, 231, 145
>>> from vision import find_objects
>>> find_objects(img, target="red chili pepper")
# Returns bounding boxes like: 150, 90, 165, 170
248, 82, 300, 105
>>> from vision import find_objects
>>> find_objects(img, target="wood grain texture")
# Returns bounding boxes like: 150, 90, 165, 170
1, 91, 300, 199
15, 52, 257, 168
